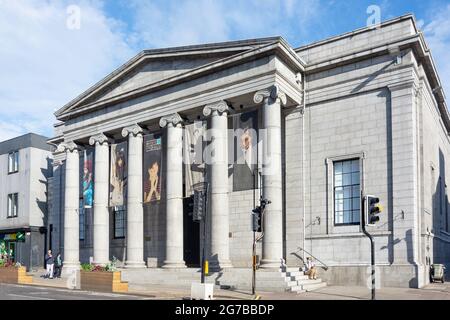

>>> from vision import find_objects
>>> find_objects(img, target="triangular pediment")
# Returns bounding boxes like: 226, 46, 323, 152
55, 37, 305, 120
97, 56, 225, 102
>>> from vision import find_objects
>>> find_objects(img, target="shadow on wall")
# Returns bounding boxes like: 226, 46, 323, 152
431, 149, 450, 267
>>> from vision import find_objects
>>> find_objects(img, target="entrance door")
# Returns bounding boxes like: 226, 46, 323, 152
183, 196, 200, 267
8, 242, 16, 262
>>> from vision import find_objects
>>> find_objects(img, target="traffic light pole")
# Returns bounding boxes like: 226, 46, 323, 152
201, 183, 209, 284
362, 194, 376, 300
252, 231, 256, 295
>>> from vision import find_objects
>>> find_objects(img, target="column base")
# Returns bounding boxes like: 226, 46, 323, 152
162, 260, 187, 269
259, 259, 282, 269
61, 262, 80, 275
124, 261, 147, 269
61, 263, 81, 290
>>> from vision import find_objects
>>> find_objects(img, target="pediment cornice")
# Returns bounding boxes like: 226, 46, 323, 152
55, 37, 305, 122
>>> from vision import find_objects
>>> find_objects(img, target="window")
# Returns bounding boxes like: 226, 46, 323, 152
334, 159, 361, 225
114, 207, 126, 239
8, 151, 19, 174
7, 193, 18, 218
79, 201, 85, 241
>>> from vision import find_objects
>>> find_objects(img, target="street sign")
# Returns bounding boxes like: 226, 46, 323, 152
16, 232, 25, 242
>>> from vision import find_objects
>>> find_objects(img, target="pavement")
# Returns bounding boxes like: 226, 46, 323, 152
5, 269, 450, 300
0, 283, 152, 300
4, 280, 449, 300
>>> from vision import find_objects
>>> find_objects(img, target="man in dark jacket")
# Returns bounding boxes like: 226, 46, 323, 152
54, 253, 63, 278
44, 250, 54, 279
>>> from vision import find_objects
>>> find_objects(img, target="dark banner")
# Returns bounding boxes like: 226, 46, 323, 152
233, 110, 258, 191
110, 142, 127, 207
184, 121, 206, 197
82, 149, 94, 208
143, 133, 163, 204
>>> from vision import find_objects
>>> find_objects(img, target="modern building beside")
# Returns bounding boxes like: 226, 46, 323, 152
0, 133, 54, 270
48, 14, 450, 289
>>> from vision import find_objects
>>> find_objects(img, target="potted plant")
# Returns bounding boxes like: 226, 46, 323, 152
79, 257, 128, 293
0, 259, 33, 285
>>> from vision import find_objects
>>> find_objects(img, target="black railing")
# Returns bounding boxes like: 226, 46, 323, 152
294, 247, 329, 271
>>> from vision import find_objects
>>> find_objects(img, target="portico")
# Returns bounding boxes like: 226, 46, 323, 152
50, 37, 304, 272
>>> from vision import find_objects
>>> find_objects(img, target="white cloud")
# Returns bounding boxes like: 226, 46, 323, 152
0, 0, 133, 141
127, 0, 321, 49
422, 4, 450, 99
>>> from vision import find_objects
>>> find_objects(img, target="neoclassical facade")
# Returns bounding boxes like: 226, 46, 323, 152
48, 15, 450, 288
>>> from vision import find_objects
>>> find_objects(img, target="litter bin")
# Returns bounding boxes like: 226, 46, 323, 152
430, 264, 446, 283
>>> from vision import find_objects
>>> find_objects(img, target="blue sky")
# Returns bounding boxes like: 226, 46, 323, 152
1, 0, 450, 140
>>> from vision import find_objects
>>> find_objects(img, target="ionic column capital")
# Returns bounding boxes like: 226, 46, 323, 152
56, 141, 80, 153
89, 133, 111, 146
122, 124, 143, 138
254, 84, 287, 106
159, 113, 183, 128
203, 101, 229, 117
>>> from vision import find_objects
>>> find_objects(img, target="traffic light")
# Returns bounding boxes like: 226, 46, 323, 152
365, 195, 383, 226
193, 191, 205, 222
252, 206, 262, 232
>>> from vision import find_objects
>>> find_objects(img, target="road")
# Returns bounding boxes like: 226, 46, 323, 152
0, 284, 154, 300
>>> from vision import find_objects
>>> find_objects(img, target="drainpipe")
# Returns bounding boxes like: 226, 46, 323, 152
302, 75, 307, 263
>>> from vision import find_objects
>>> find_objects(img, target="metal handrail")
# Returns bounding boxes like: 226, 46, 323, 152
295, 247, 329, 271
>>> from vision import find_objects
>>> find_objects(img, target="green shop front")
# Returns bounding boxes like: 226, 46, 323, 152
0, 227, 46, 270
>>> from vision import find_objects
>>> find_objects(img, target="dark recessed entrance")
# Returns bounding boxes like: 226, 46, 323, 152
183, 196, 200, 268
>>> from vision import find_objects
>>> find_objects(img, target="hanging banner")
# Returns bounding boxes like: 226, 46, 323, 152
110, 142, 127, 207
143, 133, 163, 204
184, 121, 206, 197
82, 149, 94, 208
233, 110, 258, 191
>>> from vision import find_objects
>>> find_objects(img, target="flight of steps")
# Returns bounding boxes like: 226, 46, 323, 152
281, 267, 327, 293
122, 267, 326, 294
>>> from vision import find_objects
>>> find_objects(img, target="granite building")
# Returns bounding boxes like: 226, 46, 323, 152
48, 14, 450, 289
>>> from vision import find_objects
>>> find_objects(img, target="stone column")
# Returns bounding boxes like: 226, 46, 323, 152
254, 85, 286, 268
57, 141, 81, 274
122, 124, 146, 268
160, 113, 186, 268
203, 101, 232, 270
89, 133, 110, 266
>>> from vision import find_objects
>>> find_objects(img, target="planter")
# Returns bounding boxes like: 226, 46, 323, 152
0, 267, 33, 285
80, 271, 128, 293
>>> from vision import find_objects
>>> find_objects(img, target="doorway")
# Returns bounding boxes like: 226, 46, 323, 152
8, 242, 16, 262
183, 196, 200, 267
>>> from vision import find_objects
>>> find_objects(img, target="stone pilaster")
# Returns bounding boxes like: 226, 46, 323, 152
203, 101, 233, 270
254, 85, 286, 268
122, 124, 146, 268
160, 113, 186, 268
89, 133, 111, 266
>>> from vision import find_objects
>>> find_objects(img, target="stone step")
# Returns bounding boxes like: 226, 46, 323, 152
296, 278, 323, 286
281, 267, 301, 273
285, 274, 309, 280
287, 286, 306, 293
302, 282, 327, 292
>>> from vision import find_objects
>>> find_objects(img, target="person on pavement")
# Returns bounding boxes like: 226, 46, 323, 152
44, 250, 54, 279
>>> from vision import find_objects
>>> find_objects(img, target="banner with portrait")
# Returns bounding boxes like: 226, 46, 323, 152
143, 133, 163, 204
184, 121, 206, 197
81, 149, 94, 208
233, 110, 258, 191
110, 142, 127, 207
